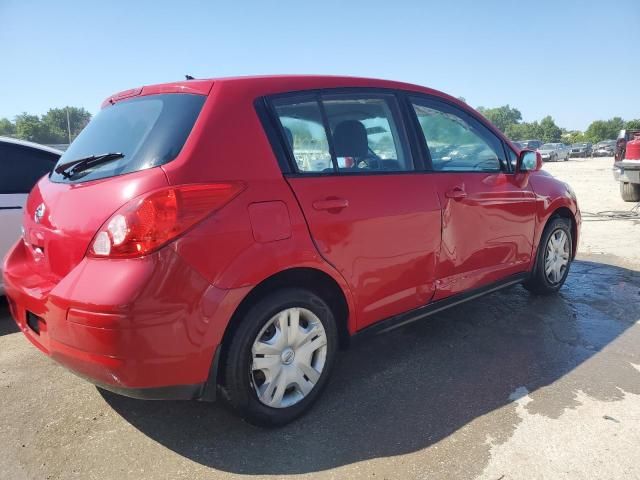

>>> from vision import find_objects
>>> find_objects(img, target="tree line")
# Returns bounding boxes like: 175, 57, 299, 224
0, 107, 92, 144
475, 105, 640, 144
0, 104, 638, 146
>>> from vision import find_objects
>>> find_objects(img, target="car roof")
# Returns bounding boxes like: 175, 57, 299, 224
104, 74, 466, 109
0, 136, 63, 156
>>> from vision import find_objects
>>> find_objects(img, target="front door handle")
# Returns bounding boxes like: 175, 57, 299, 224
445, 186, 467, 200
312, 198, 349, 211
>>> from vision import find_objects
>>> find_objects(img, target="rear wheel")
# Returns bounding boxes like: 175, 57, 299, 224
221, 288, 338, 427
524, 217, 573, 295
620, 182, 640, 202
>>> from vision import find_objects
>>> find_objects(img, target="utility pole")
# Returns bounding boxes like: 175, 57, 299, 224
66, 107, 72, 144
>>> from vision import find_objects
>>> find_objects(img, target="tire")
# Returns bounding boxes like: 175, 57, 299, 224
221, 288, 338, 427
524, 217, 573, 295
620, 182, 640, 202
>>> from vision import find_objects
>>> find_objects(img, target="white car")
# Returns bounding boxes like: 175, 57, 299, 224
0, 137, 61, 294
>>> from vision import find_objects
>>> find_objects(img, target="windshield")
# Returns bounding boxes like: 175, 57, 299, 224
572, 143, 587, 147
50, 93, 205, 183
541, 144, 556, 149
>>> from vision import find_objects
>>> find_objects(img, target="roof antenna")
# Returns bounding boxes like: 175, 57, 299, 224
185, 74, 195, 80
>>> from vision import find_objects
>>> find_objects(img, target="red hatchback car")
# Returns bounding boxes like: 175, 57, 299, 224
3, 76, 580, 426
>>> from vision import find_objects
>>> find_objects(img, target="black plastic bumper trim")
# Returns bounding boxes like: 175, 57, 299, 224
92, 380, 204, 401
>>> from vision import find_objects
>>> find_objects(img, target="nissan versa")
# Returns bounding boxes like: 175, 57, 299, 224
3, 76, 580, 426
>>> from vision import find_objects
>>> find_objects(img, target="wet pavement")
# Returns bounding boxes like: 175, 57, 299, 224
1, 255, 639, 479
2, 157, 639, 479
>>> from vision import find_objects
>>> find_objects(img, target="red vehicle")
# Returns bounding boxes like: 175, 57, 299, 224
3, 76, 580, 426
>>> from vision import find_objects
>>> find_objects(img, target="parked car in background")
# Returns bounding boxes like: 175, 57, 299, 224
0, 137, 61, 294
613, 129, 640, 201
614, 129, 640, 162
592, 140, 616, 157
3, 75, 580, 426
538, 143, 570, 162
570, 142, 592, 158
518, 139, 544, 150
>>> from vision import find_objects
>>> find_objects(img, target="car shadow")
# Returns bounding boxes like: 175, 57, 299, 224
0, 297, 19, 336
99, 259, 640, 475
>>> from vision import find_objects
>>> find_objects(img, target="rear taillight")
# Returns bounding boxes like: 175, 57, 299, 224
88, 183, 245, 258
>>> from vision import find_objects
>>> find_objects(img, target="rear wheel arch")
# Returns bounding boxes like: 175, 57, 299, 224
216, 267, 351, 386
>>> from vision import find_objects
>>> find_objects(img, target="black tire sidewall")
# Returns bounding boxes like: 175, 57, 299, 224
223, 288, 338, 427
527, 217, 573, 294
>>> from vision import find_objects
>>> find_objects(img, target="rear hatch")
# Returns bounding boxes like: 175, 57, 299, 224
21, 90, 208, 282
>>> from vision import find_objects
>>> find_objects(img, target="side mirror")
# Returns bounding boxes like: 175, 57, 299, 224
517, 149, 542, 172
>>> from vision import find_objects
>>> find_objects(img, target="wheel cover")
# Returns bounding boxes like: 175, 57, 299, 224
250, 307, 327, 409
544, 229, 570, 284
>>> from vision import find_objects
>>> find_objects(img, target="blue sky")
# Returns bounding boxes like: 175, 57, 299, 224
1, 0, 638, 131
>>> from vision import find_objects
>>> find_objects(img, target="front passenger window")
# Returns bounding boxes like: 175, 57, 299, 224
411, 99, 504, 172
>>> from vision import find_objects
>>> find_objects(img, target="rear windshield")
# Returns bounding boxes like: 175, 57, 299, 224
50, 93, 205, 183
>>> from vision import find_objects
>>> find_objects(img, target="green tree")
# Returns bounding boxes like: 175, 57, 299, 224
15, 113, 59, 143
563, 130, 588, 144
585, 117, 625, 143
0, 117, 16, 137
505, 121, 542, 141
539, 116, 562, 143
625, 119, 640, 130
42, 107, 92, 142
476, 105, 522, 133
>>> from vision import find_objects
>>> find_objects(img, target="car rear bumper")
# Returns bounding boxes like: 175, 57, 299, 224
3, 241, 249, 401
613, 161, 640, 183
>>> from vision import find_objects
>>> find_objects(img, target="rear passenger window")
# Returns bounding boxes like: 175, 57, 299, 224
321, 94, 412, 172
411, 97, 505, 172
271, 92, 413, 174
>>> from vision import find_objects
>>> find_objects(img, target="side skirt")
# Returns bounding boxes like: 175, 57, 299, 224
355, 272, 528, 337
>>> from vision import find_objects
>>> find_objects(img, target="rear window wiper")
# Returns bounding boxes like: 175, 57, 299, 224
54, 152, 125, 179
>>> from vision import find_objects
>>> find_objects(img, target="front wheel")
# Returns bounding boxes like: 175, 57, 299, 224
620, 182, 640, 202
221, 288, 338, 427
524, 217, 573, 295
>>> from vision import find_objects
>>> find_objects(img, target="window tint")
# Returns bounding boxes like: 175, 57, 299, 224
321, 94, 412, 172
272, 98, 333, 173
50, 94, 205, 183
271, 92, 413, 174
411, 98, 504, 172
0, 143, 58, 194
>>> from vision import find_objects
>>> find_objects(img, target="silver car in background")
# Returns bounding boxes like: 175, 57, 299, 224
537, 143, 570, 162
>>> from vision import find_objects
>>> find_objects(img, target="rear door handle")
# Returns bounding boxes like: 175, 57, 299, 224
445, 186, 467, 200
312, 198, 349, 211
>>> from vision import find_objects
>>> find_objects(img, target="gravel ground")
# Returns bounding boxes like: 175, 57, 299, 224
1, 156, 639, 480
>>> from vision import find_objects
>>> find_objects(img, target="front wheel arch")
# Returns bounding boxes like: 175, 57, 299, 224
548, 207, 578, 259
525, 216, 573, 294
